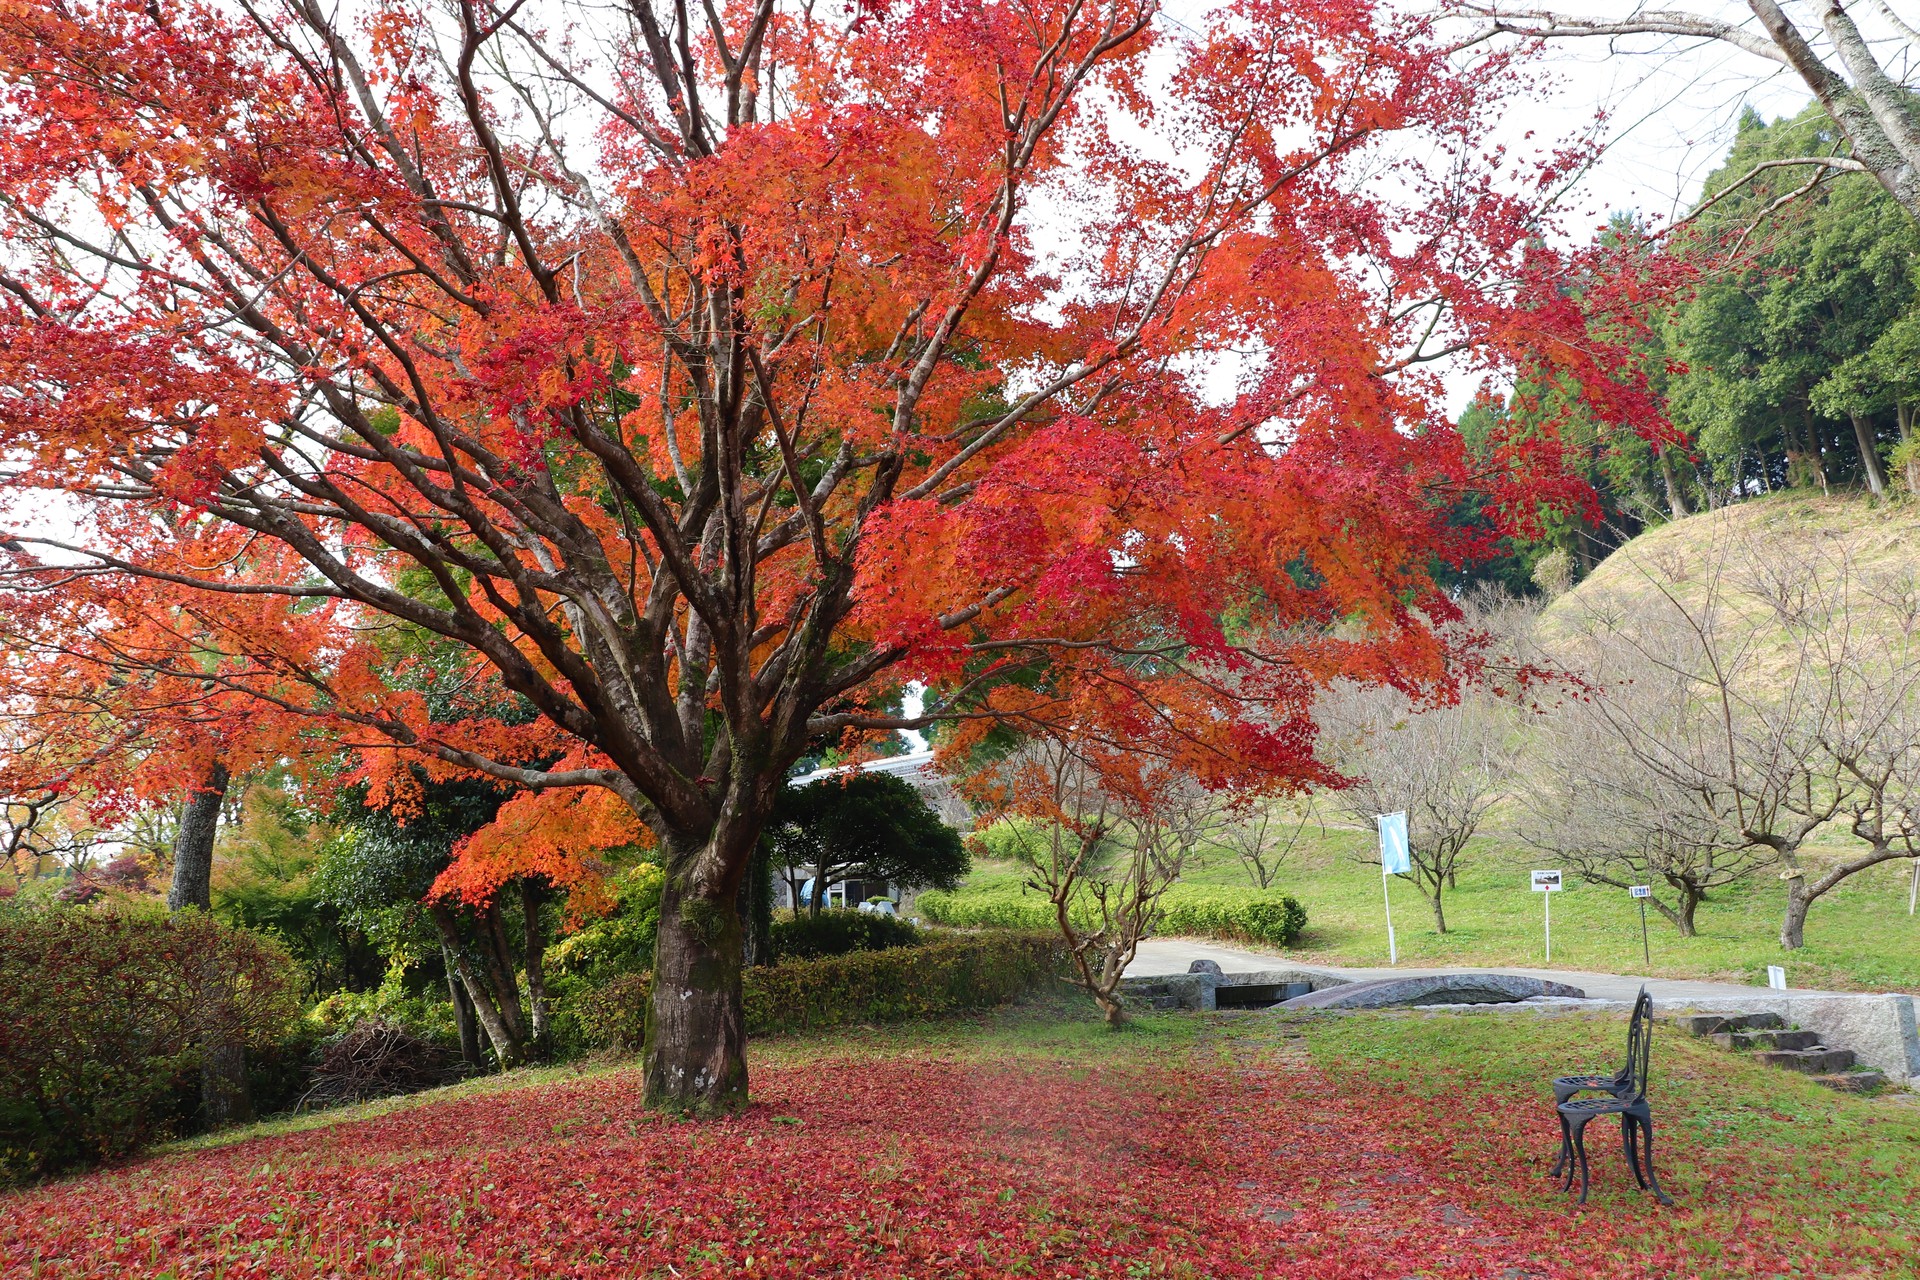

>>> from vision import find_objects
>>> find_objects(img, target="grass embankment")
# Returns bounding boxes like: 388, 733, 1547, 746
7, 999, 1916, 1277
936, 828, 1920, 990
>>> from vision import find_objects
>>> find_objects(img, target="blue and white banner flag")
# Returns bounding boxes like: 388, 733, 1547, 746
1377, 811, 1410, 876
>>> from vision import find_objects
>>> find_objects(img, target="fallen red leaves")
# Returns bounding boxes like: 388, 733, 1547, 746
1, 1036, 1907, 1278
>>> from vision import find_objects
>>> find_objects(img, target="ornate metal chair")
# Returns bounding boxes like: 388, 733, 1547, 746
1554, 987, 1673, 1205
1548, 986, 1651, 1177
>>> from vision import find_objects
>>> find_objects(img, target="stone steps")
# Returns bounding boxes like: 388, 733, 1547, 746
1753, 1047, 1858, 1074
1676, 1012, 1784, 1036
1711, 1029, 1820, 1051
1681, 1012, 1885, 1094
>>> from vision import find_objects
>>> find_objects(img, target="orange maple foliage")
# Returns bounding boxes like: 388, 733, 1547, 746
0, 0, 1674, 1106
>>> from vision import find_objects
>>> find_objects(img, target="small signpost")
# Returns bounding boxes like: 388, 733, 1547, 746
1378, 812, 1409, 964
1531, 869, 1563, 962
1767, 965, 1788, 991
1629, 885, 1653, 967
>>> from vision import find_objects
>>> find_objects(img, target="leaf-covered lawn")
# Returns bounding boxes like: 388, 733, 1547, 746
5, 1007, 1917, 1278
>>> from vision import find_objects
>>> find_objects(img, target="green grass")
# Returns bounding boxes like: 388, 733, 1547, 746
942, 824, 1920, 991
1264, 1007, 1920, 1257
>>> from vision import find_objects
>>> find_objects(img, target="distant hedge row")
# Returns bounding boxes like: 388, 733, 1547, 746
576, 930, 1063, 1049
913, 884, 1307, 949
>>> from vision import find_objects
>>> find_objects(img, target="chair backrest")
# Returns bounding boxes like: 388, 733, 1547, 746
1622, 987, 1654, 1100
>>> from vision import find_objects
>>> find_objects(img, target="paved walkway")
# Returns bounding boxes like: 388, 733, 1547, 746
1124, 937, 1866, 1002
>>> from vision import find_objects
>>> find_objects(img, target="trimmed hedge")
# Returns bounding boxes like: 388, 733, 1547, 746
914, 882, 1308, 948
575, 930, 1062, 1049
771, 907, 921, 960
0, 909, 303, 1184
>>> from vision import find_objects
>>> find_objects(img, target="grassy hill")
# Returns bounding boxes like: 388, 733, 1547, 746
1558, 492, 1919, 605
1537, 491, 1920, 656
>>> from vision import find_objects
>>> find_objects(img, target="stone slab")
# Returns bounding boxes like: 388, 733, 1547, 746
1118, 966, 1349, 1012
1278, 973, 1588, 1010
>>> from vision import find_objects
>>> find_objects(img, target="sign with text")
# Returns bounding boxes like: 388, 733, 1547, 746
1629, 885, 1652, 899
1531, 869, 1564, 893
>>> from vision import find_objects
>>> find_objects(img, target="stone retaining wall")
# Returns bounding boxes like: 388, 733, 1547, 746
1657, 993, 1920, 1084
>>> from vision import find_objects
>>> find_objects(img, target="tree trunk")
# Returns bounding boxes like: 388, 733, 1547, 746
165, 764, 251, 1128
1667, 886, 1702, 938
1780, 875, 1811, 950
167, 763, 230, 912
1899, 403, 1919, 496
1427, 881, 1448, 934
739, 843, 773, 967
431, 906, 524, 1067
1657, 447, 1691, 519
519, 880, 551, 1052
479, 902, 528, 1037
644, 868, 749, 1115
444, 946, 485, 1069
200, 1041, 253, 1128
1792, 414, 1830, 493
1849, 411, 1887, 497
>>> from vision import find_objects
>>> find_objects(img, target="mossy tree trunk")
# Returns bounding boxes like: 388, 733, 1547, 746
645, 840, 749, 1114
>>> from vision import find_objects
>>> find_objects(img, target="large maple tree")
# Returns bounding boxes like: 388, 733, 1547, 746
0, 0, 1661, 1109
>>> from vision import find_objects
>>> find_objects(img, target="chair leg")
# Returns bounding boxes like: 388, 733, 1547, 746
1621, 1115, 1647, 1189
1571, 1116, 1593, 1205
1560, 1118, 1579, 1192
1637, 1113, 1674, 1206
1552, 1111, 1572, 1179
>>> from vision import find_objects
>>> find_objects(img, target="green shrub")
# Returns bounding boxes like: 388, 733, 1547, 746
1155, 889, 1307, 947
308, 966, 461, 1048
770, 908, 921, 960
574, 930, 1062, 1050
547, 862, 665, 984
0, 908, 303, 1185
915, 882, 1307, 947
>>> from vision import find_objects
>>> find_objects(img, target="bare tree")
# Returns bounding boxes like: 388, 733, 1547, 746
1460, 0, 1920, 226
1748, 537, 1920, 946
1319, 594, 1535, 933
1217, 798, 1321, 890
983, 738, 1214, 1027
1321, 682, 1519, 933
1520, 675, 1770, 935
1545, 522, 1919, 949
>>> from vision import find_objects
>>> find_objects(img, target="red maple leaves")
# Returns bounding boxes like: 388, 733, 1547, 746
4, 1039, 1906, 1278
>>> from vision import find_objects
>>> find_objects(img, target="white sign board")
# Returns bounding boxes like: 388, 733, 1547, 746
1531, 869, 1564, 893
1767, 965, 1787, 991
1629, 885, 1652, 899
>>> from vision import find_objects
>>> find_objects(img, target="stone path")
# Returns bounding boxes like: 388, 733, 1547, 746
1123, 936, 1869, 1002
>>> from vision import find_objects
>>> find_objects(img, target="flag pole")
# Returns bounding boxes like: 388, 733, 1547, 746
1383, 863, 1398, 965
